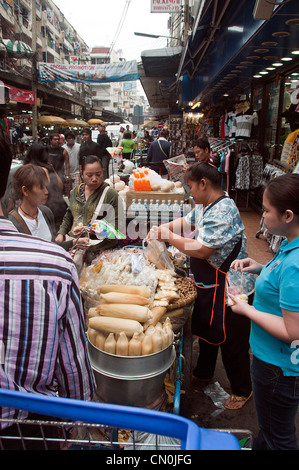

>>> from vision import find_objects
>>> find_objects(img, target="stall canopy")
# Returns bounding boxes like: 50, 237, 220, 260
139, 46, 182, 109
66, 119, 89, 127
37, 116, 68, 125
180, 0, 299, 103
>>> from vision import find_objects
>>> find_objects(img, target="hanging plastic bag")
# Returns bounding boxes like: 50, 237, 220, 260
142, 239, 174, 271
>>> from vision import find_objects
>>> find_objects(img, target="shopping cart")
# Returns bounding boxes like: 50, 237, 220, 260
0, 388, 241, 450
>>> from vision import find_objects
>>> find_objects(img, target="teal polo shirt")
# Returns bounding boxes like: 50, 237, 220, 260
250, 237, 299, 376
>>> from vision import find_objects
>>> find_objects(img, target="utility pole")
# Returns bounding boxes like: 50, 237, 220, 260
31, 0, 38, 140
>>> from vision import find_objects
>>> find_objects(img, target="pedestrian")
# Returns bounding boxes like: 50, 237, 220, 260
120, 131, 135, 159
183, 137, 219, 172
147, 161, 255, 409
97, 124, 112, 180
117, 126, 125, 146
0, 124, 95, 449
63, 129, 81, 189
146, 128, 171, 176
230, 173, 299, 450
79, 127, 102, 171
24, 142, 67, 231
56, 155, 125, 268
47, 132, 70, 186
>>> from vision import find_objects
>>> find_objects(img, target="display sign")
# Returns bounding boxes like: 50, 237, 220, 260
38, 60, 139, 83
13, 114, 32, 126
150, 0, 181, 13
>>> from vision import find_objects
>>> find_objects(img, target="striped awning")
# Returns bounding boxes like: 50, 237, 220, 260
2, 39, 32, 55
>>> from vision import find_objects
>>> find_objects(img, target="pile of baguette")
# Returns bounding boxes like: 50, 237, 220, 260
87, 284, 173, 357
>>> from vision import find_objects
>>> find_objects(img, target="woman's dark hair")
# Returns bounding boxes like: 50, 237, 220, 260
81, 155, 103, 172
265, 174, 299, 215
124, 131, 131, 139
185, 161, 221, 188
13, 164, 49, 200
24, 143, 50, 169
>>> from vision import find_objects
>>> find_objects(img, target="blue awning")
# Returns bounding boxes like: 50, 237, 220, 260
180, 0, 299, 103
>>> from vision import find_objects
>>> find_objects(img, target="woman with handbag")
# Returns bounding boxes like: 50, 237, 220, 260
55, 155, 125, 269
147, 161, 256, 410
8, 163, 89, 252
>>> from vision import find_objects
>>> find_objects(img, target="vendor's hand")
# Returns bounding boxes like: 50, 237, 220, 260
72, 225, 88, 237
231, 257, 263, 275
183, 163, 190, 172
55, 233, 65, 242
74, 237, 90, 248
229, 293, 255, 318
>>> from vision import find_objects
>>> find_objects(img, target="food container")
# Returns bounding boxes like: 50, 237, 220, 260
88, 335, 175, 407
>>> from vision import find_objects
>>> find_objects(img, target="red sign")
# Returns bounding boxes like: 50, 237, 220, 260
13, 114, 32, 125
7, 85, 35, 104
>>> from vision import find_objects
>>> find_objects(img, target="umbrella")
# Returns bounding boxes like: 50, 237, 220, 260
142, 120, 159, 127
65, 119, 89, 127
88, 119, 106, 125
37, 116, 68, 125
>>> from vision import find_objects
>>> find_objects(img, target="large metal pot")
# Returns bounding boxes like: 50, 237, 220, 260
88, 337, 175, 407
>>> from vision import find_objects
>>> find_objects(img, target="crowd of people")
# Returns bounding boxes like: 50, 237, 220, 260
0, 118, 298, 450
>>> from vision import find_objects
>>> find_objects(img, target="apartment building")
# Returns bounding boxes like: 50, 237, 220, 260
0, 0, 92, 127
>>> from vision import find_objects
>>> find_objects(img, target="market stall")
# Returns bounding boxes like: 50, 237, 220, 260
79, 241, 197, 415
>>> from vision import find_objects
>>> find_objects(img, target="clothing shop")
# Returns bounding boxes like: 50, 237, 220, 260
173, 0, 299, 243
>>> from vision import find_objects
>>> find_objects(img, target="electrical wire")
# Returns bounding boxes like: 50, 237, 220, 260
107, 0, 131, 58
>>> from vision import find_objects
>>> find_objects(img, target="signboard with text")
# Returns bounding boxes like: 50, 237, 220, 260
150, 0, 181, 13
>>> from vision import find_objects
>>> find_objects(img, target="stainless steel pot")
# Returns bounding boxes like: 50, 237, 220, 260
88, 337, 175, 407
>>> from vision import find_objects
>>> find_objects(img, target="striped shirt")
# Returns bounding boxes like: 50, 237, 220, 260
0, 218, 95, 427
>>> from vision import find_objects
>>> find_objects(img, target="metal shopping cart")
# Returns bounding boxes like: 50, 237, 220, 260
0, 388, 241, 450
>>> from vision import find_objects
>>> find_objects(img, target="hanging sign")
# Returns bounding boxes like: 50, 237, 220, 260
38, 60, 139, 83
150, 0, 181, 13
13, 114, 32, 126
6, 85, 35, 104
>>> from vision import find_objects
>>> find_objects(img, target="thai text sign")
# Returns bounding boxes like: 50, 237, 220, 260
151, 0, 181, 13
38, 60, 139, 83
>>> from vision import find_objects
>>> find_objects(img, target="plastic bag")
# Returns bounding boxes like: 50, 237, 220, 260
88, 219, 126, 240
143, 239, 174, 271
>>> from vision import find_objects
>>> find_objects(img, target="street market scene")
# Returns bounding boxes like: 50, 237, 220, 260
0, 0, 299, 454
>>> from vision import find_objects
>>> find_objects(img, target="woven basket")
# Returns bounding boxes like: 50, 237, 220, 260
167, 276, 197, 311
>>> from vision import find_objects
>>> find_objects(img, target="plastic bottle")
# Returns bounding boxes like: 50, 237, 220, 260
172, 200, 181, 219
160, 199, 168, 224
128, 198, 136, 218
149, 199, 155, 227
180, 201, 184, 217
167, 200, 173, 222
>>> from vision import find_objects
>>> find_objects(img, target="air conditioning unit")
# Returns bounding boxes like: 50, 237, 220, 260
253, 0, 275, 20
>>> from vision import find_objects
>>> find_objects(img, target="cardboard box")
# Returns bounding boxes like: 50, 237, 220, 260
125, 191, 185, 208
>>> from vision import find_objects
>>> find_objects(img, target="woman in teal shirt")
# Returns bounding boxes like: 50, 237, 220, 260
230, 173, 299, 450
120, 132, 135, 159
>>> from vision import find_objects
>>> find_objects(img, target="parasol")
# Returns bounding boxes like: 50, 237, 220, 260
37, 115, 68, 125
66, 119, 89, 127
142, 120, 159, 128
88, 119, 106, 125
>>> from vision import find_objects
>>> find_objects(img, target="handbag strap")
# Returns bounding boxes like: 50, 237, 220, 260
9, 209, 31, 235
91, 185, 110, 223
158, 139, 168, 159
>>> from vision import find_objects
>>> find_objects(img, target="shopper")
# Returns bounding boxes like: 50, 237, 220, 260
63, 129, 81, 189
56, 155, 125, 266
146, 128, 171, 176
24, 142, 67, 231
230, 173, 299, 450
120, 131, 136, 159
147, 161, 255, 409
0, 124, 95, 447
8, 163, 89, 251
79, 127, 102, 172
47, 132, 70, 184
97, 124, 112, 180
